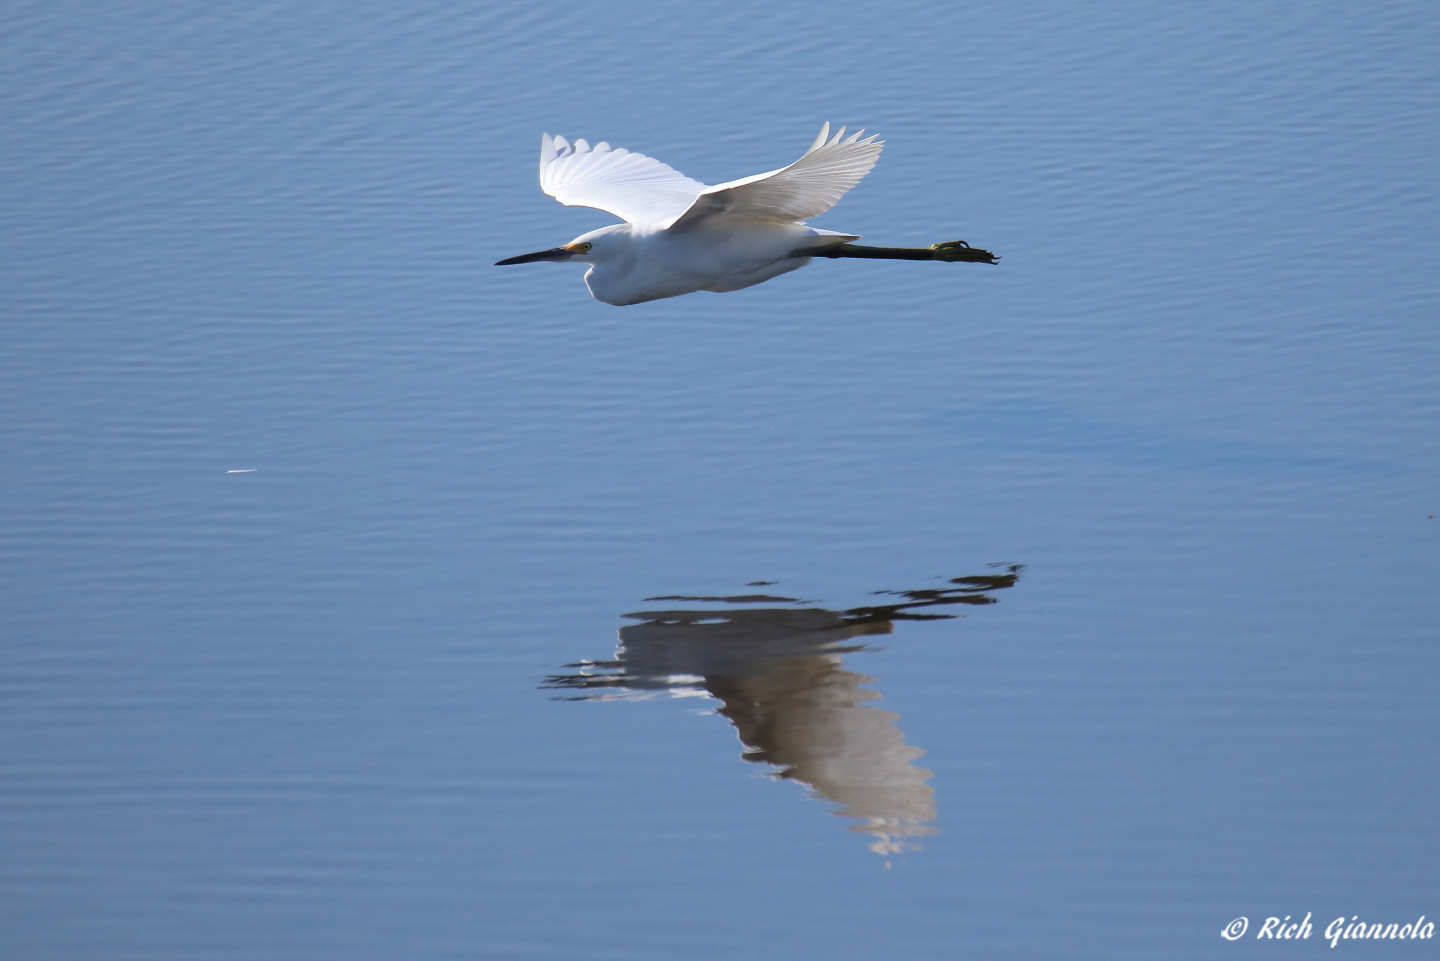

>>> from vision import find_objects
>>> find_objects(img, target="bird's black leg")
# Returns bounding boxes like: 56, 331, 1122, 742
793, 240, 999, 264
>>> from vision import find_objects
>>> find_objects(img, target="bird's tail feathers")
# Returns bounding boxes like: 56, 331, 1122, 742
804, 228, 861, 244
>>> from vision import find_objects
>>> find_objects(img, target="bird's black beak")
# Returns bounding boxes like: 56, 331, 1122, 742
494, 246, 577, 266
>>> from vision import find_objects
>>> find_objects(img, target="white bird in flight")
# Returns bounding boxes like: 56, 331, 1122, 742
496, 124, 996, 306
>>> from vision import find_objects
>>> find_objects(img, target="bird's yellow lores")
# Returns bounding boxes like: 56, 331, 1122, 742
496, 124, 996, 306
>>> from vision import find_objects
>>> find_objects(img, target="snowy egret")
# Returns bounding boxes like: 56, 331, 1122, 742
496, 124, 997, 306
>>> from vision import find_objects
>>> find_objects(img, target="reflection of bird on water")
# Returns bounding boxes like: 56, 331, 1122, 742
496, 124, 999, 305
545, 568, 1021, 854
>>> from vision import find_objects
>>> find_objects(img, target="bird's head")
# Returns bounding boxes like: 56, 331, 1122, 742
495, 224, 628, 266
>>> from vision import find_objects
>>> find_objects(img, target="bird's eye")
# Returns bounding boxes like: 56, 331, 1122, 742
579, 243, 592, 253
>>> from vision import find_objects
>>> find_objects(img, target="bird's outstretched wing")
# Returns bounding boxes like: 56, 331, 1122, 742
665, 124, 883, 231
538, 134, 707, 229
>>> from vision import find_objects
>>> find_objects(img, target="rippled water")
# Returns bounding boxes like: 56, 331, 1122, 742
3, 2, 1437, 959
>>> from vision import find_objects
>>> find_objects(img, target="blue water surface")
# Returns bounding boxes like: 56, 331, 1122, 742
2, 2, 1437, 959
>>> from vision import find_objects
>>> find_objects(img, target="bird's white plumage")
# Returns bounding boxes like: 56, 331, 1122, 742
537, 123, 881, 232
670, 123, 883, 230
539, 134, 705, 231
507, 124, 885, 305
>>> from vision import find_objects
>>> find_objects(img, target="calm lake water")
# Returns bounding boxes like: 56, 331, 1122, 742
3, 2, 1437, 959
